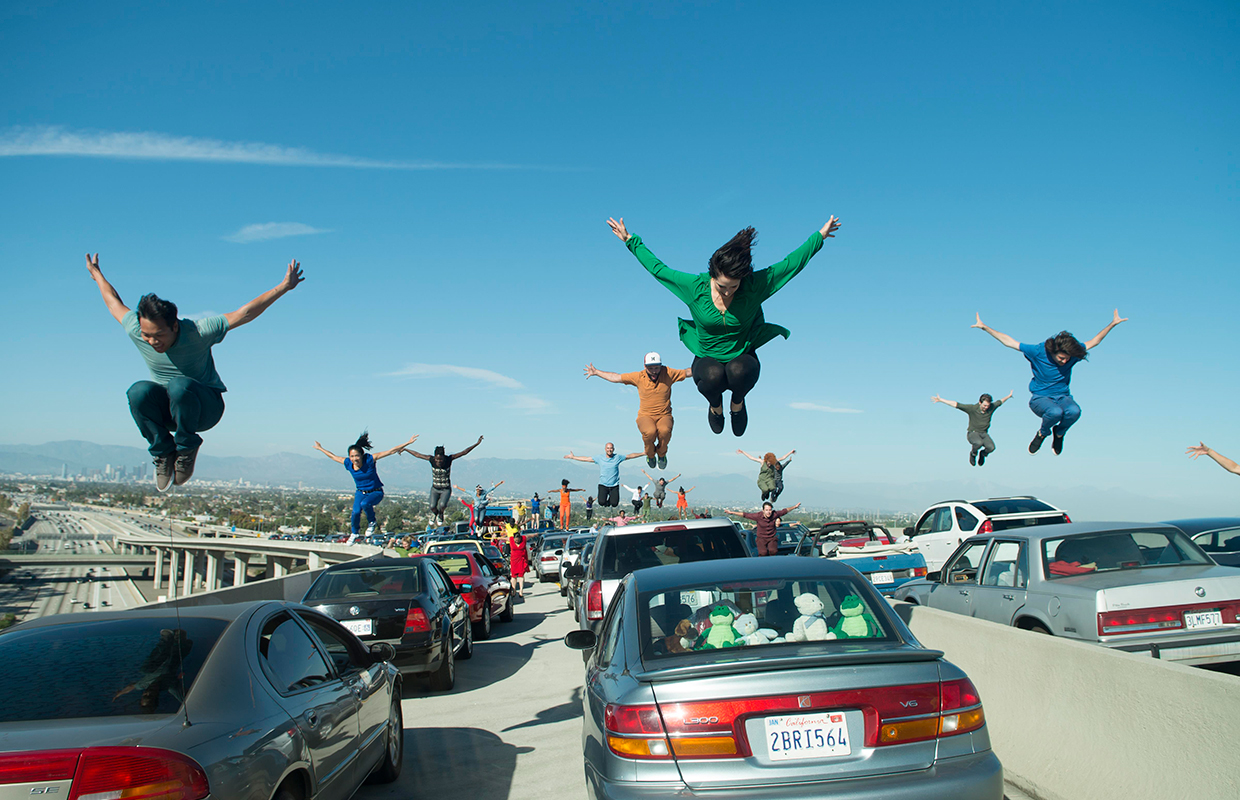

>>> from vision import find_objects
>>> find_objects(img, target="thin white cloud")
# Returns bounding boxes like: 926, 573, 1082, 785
0, 125, 530, 170
383, 363, 524, 390
789, 401, 863, 414
224, 222, 331, 244
507, 394, 554, 414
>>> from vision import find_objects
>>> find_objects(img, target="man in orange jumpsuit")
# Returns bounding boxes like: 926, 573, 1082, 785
584, 352, 689, 469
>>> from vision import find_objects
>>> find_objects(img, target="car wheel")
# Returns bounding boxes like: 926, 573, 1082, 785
367, 694, 404, 784
272, 779, 305, 800
428, 632, 455, 691
474, 603, 492, 640
499, 592, 514, 622
559, 578, 568, 596
458, 617, 474, 660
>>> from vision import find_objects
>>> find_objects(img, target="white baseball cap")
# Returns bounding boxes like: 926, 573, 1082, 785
644, 352, 662, 366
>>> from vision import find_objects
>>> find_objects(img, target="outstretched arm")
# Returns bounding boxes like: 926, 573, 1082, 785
403, 449, 431, 461
584, 364, 625, 383
642, 469, 654, 483
931, 395, 959, 408
85, 254, 131, 323
971, 313, 1020, 350
491, 480, 505, 490
685, 486, 696, 493
314, 442, 345, 464
736, 450, 762, 463
223, 259, 305, 330
780, 449, 796, 461
609, 217, 698, 304
665, 472, 682, 483
1187, 443, 1240, 476
752, 216, 841, 301
1085, 309, 1128, 350
452, 436, 484, 460
624, 452, 644, 460
374, 435, 418, 461
564, 451, 596, 463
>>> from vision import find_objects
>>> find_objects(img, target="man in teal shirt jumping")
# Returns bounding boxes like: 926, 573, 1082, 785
85, 253, 304, 490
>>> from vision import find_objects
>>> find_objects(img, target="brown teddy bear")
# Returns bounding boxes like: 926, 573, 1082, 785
664, 619, 696, 654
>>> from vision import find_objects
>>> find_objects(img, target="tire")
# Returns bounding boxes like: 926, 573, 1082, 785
458, 617, 474, 660
272, 780, 304, 800
499, 592, 514, 622
428, 632, 455, 691
474, 603, 492, 640
367, 695, 404, 784
560, 581, 568, 597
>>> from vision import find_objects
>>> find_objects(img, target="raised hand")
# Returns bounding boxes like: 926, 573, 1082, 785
931, 395, 944, 404
1186, 442, 1211, 460
584, 363, 600, 379
281, 259, 305, 292
971, 313, 985, 329
607, 217, 631, 243
1111, 309, 1128, 326
313, 441, 324, 451
819, 216, 841, 239
85, 252, 101, 279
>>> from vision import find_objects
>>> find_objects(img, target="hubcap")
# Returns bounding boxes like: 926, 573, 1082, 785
484, 606, 491, 635
388, 704, 401, 762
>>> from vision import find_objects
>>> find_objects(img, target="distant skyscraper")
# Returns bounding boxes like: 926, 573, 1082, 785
61, 463, 67, 480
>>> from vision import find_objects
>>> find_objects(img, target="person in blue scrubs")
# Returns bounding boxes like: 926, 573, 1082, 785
972, 310, 1127, 455
315, 432, 418, 537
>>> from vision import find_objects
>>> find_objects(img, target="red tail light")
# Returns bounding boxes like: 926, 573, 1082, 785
1096, 601, 1240, 636
0, 747, 209, 800
913, 567, 927, 577
586, 581, 604, 621
1062, 514, 1072, 523
405, 607, 431, 633
653, 525, 687, 532
604, 704, 671, 759
978, 520, 993, 534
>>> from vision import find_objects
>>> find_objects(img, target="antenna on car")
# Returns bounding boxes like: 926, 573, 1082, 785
166, 484, 192, 728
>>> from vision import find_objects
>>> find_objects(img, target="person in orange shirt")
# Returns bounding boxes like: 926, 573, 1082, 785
584, 352, 689, 470
548, 478, 585, 529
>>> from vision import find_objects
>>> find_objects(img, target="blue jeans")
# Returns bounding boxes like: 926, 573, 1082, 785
1029, 395, 1081, 437
127, 378, 225, 457
352, 490, 384, 534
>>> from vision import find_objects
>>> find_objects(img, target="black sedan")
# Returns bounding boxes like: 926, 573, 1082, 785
303, 556, 472, 691
1164, 517, 1240, 568
0, 601, 402, 800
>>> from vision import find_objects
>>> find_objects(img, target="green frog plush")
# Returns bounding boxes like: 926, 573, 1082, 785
693, 604, 743, 650
829, 594, 882, 639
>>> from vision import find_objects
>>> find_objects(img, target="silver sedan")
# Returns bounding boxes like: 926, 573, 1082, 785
893, 521, 1240, 665
0, 600, 403, 799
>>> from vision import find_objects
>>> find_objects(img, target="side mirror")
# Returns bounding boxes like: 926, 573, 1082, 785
903, 527, 913, 537
555, 549, 564, 556
565, 630, 597, 650
926, 571, 941, 583
564, 563, 584, 579
460, 584, 472, 592
368, 642, 397, 663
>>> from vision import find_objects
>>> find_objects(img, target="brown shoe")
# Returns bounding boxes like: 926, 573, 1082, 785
153, 454, 174, 492
173, 447, 199, 486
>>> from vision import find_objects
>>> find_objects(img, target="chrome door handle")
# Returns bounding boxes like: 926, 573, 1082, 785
958, 590, 970, 596
1003, 594, 1014, 600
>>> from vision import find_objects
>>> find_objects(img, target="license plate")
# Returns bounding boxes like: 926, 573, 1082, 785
342, 619, 373, 636
869, 571, 894, 585
765, 712, 851, 761
1185, 610, 1223, 630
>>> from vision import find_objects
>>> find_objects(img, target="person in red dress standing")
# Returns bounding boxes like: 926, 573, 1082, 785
508, 532, 530, 598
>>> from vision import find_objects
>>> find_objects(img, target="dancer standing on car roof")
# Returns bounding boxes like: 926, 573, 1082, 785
86, 253, 304, 490
972, 311, 1127, 455
584, 353, 689, 469
529, 494, 541, 529
1186, 443, 1240, 476
725, 501, 802, 556
643, 470, 682, 509
675, 485, 696, 519
932, 392, 1013, 466
565, 443, 644, 508
738, 449, 795, 502
403, 436, 484, 524
607, 214, 841, 436
547, 479, 585, 530
314, 432, 417, 538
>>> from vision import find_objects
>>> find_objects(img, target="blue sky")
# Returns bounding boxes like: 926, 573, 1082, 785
2, 1, 1238, 515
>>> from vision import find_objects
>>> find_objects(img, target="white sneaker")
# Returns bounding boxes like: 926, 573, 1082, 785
365, 522, 377, 536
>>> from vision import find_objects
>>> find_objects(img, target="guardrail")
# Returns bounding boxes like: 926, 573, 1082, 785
893, 602, 1239, 800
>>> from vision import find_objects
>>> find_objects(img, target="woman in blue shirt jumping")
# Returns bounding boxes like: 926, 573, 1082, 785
315, 431, 418, 538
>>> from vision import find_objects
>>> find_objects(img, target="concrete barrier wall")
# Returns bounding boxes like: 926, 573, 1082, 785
894, 602, 1240, 800
140, 569, 322, 609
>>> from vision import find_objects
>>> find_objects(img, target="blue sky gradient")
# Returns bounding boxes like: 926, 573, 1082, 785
2, 1, 1237, 515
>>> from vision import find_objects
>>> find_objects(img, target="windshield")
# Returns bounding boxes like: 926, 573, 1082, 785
426, 541, 480, 553
0, 617, 228, 721
971, 498, 1055, 515
540, 537, 568, 552
567, 534, 597, 554
598, 527, 747, 581
641, 577, 894, 661
772, 525, 807, 546
427, 554, 473, 577
304, 565, 420, 600
1043, 530, 1212, 578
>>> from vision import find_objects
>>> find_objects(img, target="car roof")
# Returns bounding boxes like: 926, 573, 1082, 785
630, 555, 865, 594
321, 555, 422, 571
600, 518, 737, 536
5, 599, 285, 631
1161, 518, 1240, 535
965, 520, 1181, 542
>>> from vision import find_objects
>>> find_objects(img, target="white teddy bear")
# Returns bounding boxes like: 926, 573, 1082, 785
786, 592, 835, 642
733, 613, 779, 646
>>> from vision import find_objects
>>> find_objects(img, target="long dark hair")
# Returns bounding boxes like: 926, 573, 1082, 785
709, 227, 757, 280
348, 431, 373, 456
1044, 331, 1087, 361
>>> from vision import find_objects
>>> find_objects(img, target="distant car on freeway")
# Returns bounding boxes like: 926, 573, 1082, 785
535, 532, 572, 583
565, 557, 1003, 800
559, 531, 599, 596
740, 522, 809, 557
426, 551, 514, 639
893, 521, 1240, 665
0, 600, 403, 799
905, 496, 1071, 571
795, 520, 929, 595
303, 555, 472, 690
424, 539, 485, 554
1163, 517, 1240, 568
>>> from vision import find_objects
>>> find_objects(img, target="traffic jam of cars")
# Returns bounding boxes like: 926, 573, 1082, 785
2, 496, 1237, 799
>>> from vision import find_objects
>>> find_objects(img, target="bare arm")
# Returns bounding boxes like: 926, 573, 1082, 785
491, 480, 505, 490
313, 441, 345, 465
85, 254, 130, 323
564, 451, 596, 463
642, 469, 654, 483
666, 473, 681, 483
971, 313, 1020, 350
685, 486, 696, 493
223, 259, 305, 330
584, 364, 625, 383
403, 449, 431, 461
1001, 391, 1014, 403
931, 395, 959, 408
780, 449, 796, 461
1187, 443, 1240, 476
736, 450, 761, 463
625, 452, 644, 461
374, 435, 419, 461
451, 436, 484, 460
1084, 309, 1128, 350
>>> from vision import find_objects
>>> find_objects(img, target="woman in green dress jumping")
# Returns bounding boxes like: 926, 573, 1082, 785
608, 214, 841, 435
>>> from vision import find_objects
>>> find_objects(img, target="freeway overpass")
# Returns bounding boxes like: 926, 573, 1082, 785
0, 553, 157, 568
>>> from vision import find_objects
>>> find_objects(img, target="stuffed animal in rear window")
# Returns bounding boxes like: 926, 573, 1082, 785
734, 612, 778, 646
665, 619, 696, 654
786, 592, 831, 641
693, 604, 742, 649
829, 594, 882, 638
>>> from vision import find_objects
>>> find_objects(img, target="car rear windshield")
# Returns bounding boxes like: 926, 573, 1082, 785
597, 526, 747, 580
427, 554, 473, 576
1042, 530, 1212, 578
640, 577, 894, 661
0, 617, 228, 721
304, 565, 420, 600
540, 536, 568, 552
971, 498, 1055, 515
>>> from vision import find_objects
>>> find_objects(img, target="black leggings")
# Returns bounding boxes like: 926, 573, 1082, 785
692, 351, 760, 409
